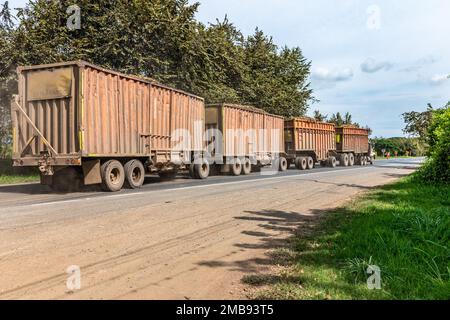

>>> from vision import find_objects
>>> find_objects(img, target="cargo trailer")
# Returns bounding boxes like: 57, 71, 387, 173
284, 117, 337, 169
335, 126, 372, 166
205, 104, 287, 175
11, 61, 209, 192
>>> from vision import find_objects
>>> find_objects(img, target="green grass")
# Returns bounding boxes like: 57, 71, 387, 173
250, 177, 450, 300
0, 159, 39, 185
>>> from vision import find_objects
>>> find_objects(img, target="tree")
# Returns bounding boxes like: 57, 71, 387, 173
313, 110, 328, 122
329, 112, 344, 126
402, 104, 435, 140
0, 1, 15, 158
370, 137, 425, 156
238, 29, 313, 117
343, 112, 352, 125
416, 104, 450, 183
0, 0, 315, 157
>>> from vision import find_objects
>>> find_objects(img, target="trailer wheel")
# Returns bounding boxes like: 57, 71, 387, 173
230, 158, 242, 176
242, 158, 252, 175
101, 160, 125, 192
328, 156, 337, 168
189, 163, 197, 179
278, 157, 288, 172
307, 157, 314, 170
358, 156, 365, 166
348, 153, 355, 166
194, 159, 210, 179
295, 157, 308, 170
363, 156, 368, 166
124, 160, 145, 188
340, 153, 349, 167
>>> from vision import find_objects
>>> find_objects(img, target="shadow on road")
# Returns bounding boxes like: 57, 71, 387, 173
197, 208, 325, 274
194, 169, 415, 293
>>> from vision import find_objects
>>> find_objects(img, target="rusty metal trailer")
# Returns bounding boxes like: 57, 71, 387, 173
335, 126, 372, 166
11, 61, 208, 192
205, 104, 287, 175
284, 117, 337, 169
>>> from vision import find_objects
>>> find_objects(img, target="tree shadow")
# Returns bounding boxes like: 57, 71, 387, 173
195, 178, 447, 299
196, 208, 326, 274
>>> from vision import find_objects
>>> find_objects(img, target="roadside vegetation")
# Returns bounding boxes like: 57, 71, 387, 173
0, 159, 39, 184
370, 137, 426, 157
248, 104, 449, 300
247, 177, 449, 300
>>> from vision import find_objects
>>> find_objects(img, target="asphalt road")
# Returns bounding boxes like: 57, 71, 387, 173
0, 158, 423, 299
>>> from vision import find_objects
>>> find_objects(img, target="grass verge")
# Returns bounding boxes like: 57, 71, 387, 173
0, 159, 39, 185
248, 176, 450, 300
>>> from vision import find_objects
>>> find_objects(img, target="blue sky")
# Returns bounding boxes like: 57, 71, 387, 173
191, 0, 450, 137
6, 0, 450, 137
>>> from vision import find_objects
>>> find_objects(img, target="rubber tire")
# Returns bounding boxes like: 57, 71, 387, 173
348, 153, 355, 166
278, 157, 288, 172
242, 158, 252, 175
295, 157, 308, 170
329, 156, 337, 168
230, 158, 242, 176
360, 156, 366, 166
194, 159, 210, 179
189, 163, 197, 179
101, 160, 125, 192
340, 153, 349, 167
50, 167, 82, 193
307, 157, 314, 170
124, 160, 145, 189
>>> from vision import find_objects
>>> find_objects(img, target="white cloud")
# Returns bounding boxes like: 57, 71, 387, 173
361, 58, 392, 73
429, 74, 449, 86
187, 0, 450, 136
311, 67, 354, 82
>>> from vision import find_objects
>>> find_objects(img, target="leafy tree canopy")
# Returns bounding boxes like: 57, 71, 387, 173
0, 0, 313, 112
0, 0, 315, 157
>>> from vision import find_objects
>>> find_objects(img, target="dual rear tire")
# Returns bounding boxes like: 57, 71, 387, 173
101, 159, 145, 192
295, 156, 314, 170
229, 157, 253, 176
337, 153, 355, 167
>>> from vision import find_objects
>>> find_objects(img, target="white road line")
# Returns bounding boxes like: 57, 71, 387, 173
21, 166, 379, 208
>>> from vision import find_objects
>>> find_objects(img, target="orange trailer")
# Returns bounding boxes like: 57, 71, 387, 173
335, 126, 372, 166
284, 117, 336, 169
205, 104, 287, 175
11, 61, 208, 191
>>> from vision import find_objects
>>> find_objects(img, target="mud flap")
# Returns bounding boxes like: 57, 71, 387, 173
82, 159, 102, 185
40, 174, 53, 186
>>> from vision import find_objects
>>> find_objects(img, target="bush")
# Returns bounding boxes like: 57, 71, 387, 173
416, 107, 450, 183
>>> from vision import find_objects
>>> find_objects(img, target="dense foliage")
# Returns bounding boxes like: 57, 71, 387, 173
0, 0, 315, 157
416, 105, 450, 183
402, 104, 436, 140
370, 137, 426, 156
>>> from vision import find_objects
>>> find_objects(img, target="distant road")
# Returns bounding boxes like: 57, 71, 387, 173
0, 157, 423, 299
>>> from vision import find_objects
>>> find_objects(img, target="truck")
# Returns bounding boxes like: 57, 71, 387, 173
11, 61, 208, 192
284, 117, 337, 169
335, 126, 372, 166
205, 104, 287, 175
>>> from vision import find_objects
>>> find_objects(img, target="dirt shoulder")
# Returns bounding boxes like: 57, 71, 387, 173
0, 165, 416, 299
